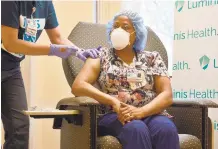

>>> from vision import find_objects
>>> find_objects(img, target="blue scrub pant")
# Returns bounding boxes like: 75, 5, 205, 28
1, 69, 29, 149
98, 112, 180, 149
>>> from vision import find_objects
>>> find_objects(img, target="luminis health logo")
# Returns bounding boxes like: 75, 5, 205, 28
175, 0, 185, 12
199, 55, 210, 70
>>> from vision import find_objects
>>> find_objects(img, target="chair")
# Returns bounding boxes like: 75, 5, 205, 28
53, 22, 218, 149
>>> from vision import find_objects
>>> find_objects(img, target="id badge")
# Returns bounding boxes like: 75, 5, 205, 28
23, 19, 37, 43
127, 69, 143, 83
26, 19, 37, 36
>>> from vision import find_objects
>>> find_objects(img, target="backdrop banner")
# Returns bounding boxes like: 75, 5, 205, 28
173, 0, 218, 148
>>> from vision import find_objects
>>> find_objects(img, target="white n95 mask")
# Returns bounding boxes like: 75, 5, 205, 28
110, 27, 132, 50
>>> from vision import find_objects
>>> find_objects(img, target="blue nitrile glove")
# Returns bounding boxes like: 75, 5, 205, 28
76, 46, 102, 61
49, 44, 102, 61
49, 44, 79, 59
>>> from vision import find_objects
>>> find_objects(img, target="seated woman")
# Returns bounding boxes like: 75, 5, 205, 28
72, 10, 179, 149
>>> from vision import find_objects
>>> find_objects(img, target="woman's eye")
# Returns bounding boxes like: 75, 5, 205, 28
123, 25, 129, 30
113, 24, 119, 28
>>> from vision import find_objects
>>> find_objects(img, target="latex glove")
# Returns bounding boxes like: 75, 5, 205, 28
49, 44, 79, 59
76, 46, 102, 61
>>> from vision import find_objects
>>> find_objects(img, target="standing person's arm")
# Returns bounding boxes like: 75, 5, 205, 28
1, 25, 51, 55
44, 1, 101, 60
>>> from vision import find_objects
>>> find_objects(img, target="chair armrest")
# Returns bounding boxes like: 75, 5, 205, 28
172, 99, 218, 108
56, 96, 100, 108
53, 96, 98, 148
53, 96, 99, 129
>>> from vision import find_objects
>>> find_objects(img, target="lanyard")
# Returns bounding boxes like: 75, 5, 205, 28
31, 7, 36, 19
31, 1, 36, 19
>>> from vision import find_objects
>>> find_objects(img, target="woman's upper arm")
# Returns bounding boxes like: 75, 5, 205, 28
154, 76, 172, 94
74, 58, 101, 85
148, 51, 171, 94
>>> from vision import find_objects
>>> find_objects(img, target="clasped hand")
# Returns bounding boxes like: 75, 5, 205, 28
115, 102, 145, 125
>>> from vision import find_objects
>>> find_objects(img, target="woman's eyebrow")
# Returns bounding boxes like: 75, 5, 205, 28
114, 21, 130, 25
123, 22, 130, 25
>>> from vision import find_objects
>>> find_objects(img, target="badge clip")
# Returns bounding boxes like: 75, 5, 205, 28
31, 7, 36, 19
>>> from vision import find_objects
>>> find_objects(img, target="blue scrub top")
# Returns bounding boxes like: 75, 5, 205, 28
1, 1, 59, 71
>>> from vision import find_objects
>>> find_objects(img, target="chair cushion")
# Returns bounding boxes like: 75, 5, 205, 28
97, 134, 202, 149
179, 134, 202, 149
97, 136, 122, 149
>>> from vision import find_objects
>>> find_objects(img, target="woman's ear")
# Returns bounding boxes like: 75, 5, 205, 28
109, 30, 113, 37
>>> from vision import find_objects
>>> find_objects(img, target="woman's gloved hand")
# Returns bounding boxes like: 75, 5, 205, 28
49, 44, 102, 60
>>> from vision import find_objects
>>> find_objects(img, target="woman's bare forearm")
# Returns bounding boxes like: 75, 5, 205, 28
72, 81, 120, 106
142, 91, 173, 117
